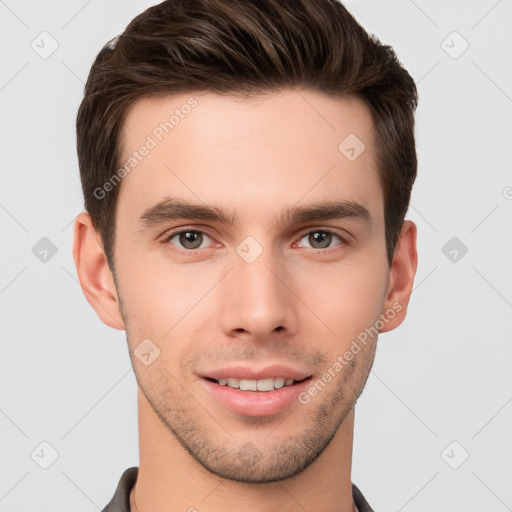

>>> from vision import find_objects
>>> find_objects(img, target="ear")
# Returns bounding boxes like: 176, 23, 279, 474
379, 220, 418, 333
72, 211, 125, 330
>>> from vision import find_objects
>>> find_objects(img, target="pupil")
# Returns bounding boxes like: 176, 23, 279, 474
310, 231, 331, 249
180, 231, 201, 249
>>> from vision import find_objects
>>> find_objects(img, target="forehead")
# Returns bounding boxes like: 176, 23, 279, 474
117, 89, 382, 229
120, 89, 375, 157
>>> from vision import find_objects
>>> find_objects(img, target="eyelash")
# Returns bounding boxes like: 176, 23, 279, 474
162, 227, 349, 253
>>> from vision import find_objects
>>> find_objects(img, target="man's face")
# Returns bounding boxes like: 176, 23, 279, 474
113, 89, 391, 482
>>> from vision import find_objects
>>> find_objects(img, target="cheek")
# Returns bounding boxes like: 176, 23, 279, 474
118, 259, 215, 361
113, 221, 183, 329
296, 259, 388, 344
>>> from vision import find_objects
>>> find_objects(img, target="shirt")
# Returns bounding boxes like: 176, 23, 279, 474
101, 466, 376, 512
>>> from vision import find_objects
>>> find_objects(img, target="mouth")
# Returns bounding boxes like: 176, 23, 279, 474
200, 373, 313, 417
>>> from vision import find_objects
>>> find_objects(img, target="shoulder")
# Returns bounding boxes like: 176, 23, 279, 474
101, 466, 139, 512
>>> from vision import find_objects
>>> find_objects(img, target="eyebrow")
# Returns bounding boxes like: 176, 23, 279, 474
138, 196, 371, 230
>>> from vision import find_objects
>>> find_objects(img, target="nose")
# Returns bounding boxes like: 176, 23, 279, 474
219, 243, 299, 343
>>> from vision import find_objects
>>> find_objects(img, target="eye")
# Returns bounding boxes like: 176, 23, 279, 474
297, 229, 347, 250
164, 229, 214, 250
162, 227, 348, 253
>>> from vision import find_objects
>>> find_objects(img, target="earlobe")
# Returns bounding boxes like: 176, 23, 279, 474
72, 211, 126, 331
379, 220, 418, 333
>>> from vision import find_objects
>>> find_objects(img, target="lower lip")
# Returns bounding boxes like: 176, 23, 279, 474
200, 377, 312, 417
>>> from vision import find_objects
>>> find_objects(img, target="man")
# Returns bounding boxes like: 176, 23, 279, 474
73, 0, 418, 510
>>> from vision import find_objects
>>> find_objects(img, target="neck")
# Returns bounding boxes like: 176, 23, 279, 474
131, 387, 356, 512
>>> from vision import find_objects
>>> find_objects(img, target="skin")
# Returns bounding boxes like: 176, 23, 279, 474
73, 89, 417, 512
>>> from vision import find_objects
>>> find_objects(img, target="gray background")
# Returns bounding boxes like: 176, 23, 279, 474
1, 0, 511, 510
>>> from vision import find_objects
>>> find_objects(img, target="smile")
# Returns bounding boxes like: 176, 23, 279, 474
207, 376, 309, 391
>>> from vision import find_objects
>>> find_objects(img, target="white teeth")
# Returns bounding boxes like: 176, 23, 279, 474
256, 378, 275, 391
240, 379, 257, 391
227, 377, 240, 388
216, 377, 297, 391
273, 377, 285, 389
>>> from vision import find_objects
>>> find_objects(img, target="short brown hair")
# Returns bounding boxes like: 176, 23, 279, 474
76, 0, 418, 269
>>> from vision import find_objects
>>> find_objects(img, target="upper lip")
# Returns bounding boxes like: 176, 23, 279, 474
200, 364, 312, 381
